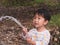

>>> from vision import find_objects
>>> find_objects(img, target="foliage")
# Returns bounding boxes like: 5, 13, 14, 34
35, 0, 44, 3
0, 0, 60, 7
48, 14, 60, 27
0, 0, 35, 6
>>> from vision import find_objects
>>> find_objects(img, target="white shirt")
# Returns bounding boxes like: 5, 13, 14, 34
23, 28, 50, 45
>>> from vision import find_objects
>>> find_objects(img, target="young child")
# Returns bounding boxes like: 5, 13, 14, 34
22, 9, 51, 45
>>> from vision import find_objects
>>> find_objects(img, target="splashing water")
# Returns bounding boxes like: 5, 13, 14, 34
0, 16, 25, 28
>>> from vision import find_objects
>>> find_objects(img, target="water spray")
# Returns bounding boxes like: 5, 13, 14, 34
0, 16, 25, 28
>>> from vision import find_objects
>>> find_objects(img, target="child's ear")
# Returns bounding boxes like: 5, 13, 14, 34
44, 20, 48, 25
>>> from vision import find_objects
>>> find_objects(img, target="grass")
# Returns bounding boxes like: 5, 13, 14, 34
48, 13, 60, 27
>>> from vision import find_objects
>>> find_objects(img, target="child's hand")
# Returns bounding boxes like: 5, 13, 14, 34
26, 36, 35, 45
22, 27, 28, 36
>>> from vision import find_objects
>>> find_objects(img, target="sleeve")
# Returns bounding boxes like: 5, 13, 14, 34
35, 32, 50, 45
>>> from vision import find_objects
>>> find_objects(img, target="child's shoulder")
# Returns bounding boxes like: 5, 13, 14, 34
43, 30, 50, 36
45, 30, 50, 34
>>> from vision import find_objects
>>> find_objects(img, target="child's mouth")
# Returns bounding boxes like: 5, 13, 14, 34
34, 23, 39, 25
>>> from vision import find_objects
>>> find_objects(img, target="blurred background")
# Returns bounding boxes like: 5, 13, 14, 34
0, 0, 60, 45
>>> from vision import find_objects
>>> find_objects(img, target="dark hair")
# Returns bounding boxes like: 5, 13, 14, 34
34, 9, 51, 21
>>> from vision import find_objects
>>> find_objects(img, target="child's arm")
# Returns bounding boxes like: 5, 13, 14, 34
22, 28, 36, 45
22, 27, 28, 36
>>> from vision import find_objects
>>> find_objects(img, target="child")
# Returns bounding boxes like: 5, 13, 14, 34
22, 9, 51, 45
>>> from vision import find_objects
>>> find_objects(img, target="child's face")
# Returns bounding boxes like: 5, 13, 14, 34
33, 14, 48, 28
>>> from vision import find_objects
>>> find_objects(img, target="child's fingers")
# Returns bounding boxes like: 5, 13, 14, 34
22, 27, 27, 31
22, 27, 28, 34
